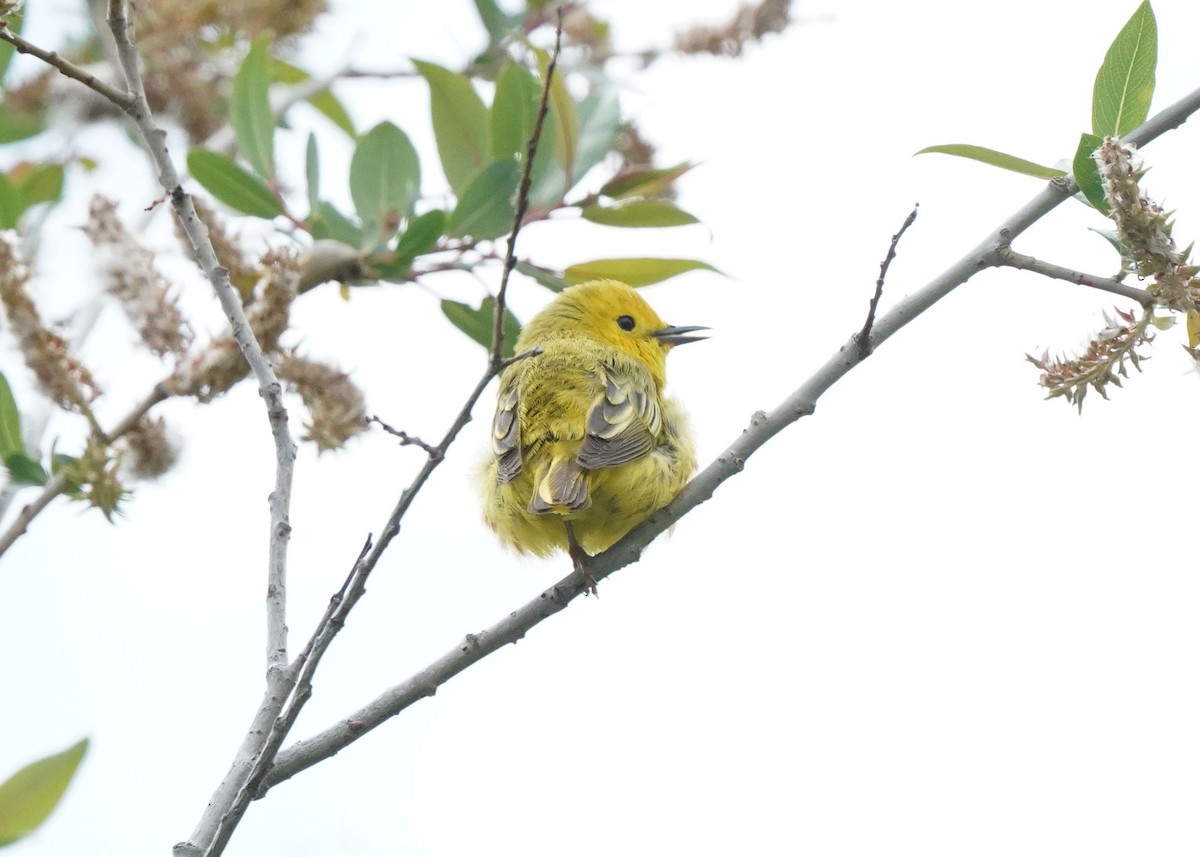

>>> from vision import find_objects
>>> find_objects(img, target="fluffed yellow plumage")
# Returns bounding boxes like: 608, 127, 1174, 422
479, 279, 705, 557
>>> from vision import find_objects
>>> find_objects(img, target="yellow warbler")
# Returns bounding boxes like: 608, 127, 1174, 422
480, 279, 706, 557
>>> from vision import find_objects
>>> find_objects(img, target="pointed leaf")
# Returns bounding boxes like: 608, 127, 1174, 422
272, 59, 355, 137
491, 62, 540, 162
515, 261, 570, 292
5, 452, 47, 486
564, 257, 721, 287
231, 34, 275, 179
0, 9, 22, 84
441, 297, 521, 357
448, 159, 519, 239
0, 738, 88, 847
600, 162, 696, 200
1092, 1, 1156, 137
914, 144, 1065, 179
413, 60, 490, 194
1072, 132, 1110, 214
573, 87, 621, 183
474, 0, 520, 44
0, 103, 45, 143
11, 162, 64, 207
0, 371, 22, 457
350, 121, 421, 240
1187, 309, 1200, 349
187, 148, 284, 218
580, 199, 699, 228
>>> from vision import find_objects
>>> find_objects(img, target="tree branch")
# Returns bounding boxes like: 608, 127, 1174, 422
258, 82, 1200, 786
997, 249, 1152, 305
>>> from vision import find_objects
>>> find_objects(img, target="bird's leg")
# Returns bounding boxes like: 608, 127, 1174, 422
564, 521, 598, 597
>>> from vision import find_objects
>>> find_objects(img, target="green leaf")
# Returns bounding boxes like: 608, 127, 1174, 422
564, 257, 721, 287
0, 171, 22, 229
0, 9, 24, 84
350, 121, 421, 241
447, 159, 520, 239
441, 297, 521, 358
187, 148, 284, 218
535, 49, 578, 175
0, 371, 22, 458
272, 59, 356, 137
231, 34, 275, 179
1072, 132, 1110, 214
600, 162, 696, 200
395, 209, 447, 258
11, 162, 64, 207
491, 62, 540, 162
474, 0, 520, 44
5, 452, 46, 486
307, 201, 364, 248
914, 144, 1066, 179
0, 103, 45, 143
573, 87, 621, 183
413, 60, 491, 194
305, 132, 320, 212
515, 260, 570, 292
1092, 1, 1156, 137
580, 199, 699, 228
0, 738, 88, 847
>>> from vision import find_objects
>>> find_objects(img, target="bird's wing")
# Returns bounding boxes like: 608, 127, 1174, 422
576, 362, 663, 470
492, 373, 522, 483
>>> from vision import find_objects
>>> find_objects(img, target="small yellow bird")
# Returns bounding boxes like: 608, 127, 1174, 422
480, 279, 706, 558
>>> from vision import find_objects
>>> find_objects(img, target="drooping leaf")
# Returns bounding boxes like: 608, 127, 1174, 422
580, 199, 699, 228
231, 34, 275, 179
395, 209, 447, 258
491, 62, 540, 162
349, 121, 421, 241
447, 159, 520, 239
600, 162, 696, 200
515, 261, 570, 292
413, 60, 491, 194
306, 201, 364, 248
1092, 1, 1156, 137
914, 144, 1065, 179
1187, 309, 1200, 349
0, 738, 88, 847
0, 371, 22, 458
187, 148, 284, 218
1072, 132, 1110, 214
441, 297, 521, 357
535, 48, 578, 175
5, 452, 46, 487
564, 257, 721, 287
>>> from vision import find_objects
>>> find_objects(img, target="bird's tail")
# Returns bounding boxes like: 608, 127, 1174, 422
529, 454, 591, 514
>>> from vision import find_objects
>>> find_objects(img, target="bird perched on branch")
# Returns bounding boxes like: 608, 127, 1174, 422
480, 278, 706, 560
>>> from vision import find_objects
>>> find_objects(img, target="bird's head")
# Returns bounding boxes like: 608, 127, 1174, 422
516, 279, 707, 387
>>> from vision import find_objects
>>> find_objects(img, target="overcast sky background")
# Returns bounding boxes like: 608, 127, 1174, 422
4, 1, 1200, 855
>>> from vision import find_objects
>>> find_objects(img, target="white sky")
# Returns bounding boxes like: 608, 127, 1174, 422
4, 1, 1200, 855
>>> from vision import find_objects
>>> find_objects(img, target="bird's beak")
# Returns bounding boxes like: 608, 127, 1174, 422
653, 324, 709, 346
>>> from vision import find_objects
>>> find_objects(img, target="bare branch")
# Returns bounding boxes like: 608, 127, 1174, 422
0, 24, 133, 108
859, 204, 919, 357
998, 249, 1152, 306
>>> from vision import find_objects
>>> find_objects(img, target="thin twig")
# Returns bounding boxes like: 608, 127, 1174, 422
859, 204, 918, 357
258, 82, 1200, 787
489, 6, 563, 369
0, 25, 133, 108
367, 416, 441, 458
998, 249, 1153, 306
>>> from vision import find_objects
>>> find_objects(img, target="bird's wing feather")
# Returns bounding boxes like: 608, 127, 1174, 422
492, 374, 522, 483
576, 363, 662, 470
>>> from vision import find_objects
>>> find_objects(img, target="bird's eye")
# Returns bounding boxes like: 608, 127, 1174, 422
617, 315, 636, 331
